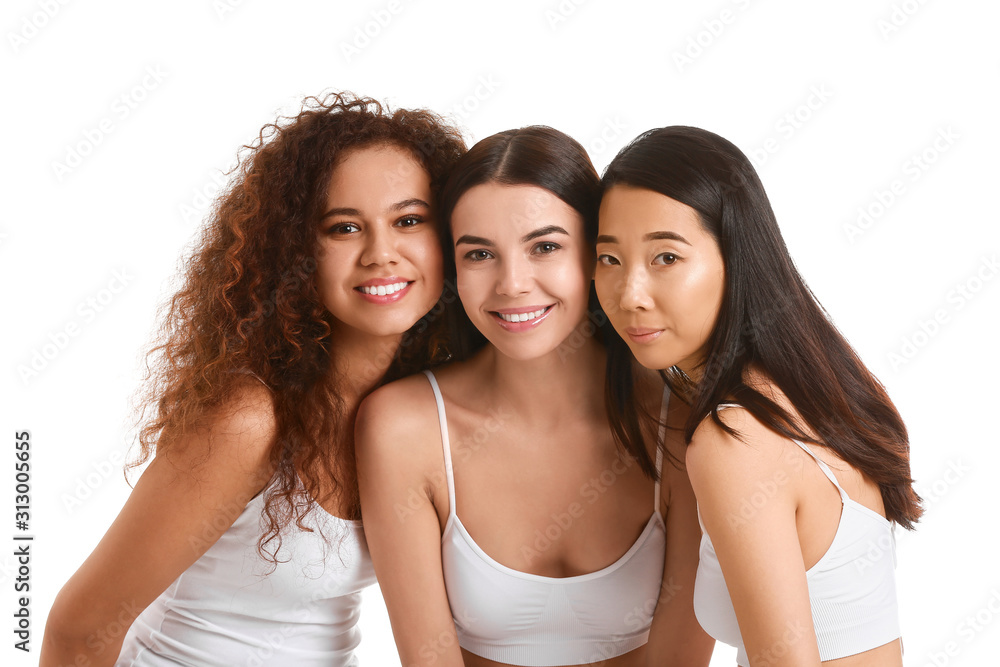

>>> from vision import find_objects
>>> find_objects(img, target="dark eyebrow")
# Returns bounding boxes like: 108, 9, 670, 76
391, 197, 431, 212
521, 225, 569, 243
455, 225, 570, 248
455, 234, 493, 247
322, 207, 361, 220
645, 231, 691, 245
596, 231, 691, 245
321, 198, 430, 220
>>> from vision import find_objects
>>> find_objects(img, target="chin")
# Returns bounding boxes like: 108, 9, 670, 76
623, 345, 675, 372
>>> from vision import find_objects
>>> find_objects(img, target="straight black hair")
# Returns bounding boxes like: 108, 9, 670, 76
602, 126, 921, 528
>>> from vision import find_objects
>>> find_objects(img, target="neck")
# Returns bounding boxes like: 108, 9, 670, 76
328, 325, 404, 411
478, 320, 606, 426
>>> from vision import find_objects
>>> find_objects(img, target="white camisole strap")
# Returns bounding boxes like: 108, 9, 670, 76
716, 402, 850, 503
653, 388, 668, 516
790, 439, 850, 503
423, 370, 457, 517
425, 370, 669, 519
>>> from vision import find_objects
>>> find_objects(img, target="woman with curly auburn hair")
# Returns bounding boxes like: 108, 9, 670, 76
40, 92, 466, 667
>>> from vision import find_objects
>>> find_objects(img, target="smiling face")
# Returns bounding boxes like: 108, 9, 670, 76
314, 143, 443, 341
451, 183, 593, 361
594, 185, 726, 374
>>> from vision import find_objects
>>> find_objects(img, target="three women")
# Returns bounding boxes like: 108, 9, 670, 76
44, 97, 916, 666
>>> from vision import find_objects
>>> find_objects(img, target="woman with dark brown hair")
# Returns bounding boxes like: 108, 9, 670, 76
40, 92, 465, 667
356, 126, 713, 667
595, 126, 920, 666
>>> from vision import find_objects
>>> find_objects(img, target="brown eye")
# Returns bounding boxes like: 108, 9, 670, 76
396, 215, 423, 228
464, 249, 493, 262
653, 253, 678, 265
328, 222, 360, 235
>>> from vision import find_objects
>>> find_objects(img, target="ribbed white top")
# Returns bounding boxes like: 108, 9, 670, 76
425, 370, 668, 666
693, 436, 900, 665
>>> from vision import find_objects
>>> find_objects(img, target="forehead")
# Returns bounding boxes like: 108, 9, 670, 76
326, 144, 430, 205
452, 183, 582, 237
599, 185, 703, 237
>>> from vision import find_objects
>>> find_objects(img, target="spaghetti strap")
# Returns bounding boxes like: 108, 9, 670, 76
791, 440, 850, 503
714, 402, 850, 503
653, 387, 669, 516
423, 370, 457, 517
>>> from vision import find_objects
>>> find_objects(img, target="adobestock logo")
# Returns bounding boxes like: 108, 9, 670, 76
339, 0, 406, 63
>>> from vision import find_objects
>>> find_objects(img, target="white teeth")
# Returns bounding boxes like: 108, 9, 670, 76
360, 281, 408, 295
498, 307, 547, 323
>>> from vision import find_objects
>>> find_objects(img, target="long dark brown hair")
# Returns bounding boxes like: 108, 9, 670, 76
436, 125, 605, 358
129, 92, 467, 561
602, 126, 921, 528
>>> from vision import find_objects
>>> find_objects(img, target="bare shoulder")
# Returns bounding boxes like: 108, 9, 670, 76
355, 370, 444, 471
158, 376, 277, 485
686, 405, 802, 501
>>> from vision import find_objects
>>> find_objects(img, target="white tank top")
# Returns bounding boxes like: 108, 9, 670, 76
693, 431, 900, 665
424, 370, 668, 666
116, 476, 377, 666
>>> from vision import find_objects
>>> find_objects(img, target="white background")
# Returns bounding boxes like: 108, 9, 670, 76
2, 1, 998, 665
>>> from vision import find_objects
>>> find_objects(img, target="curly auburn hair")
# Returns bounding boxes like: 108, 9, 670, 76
129, 91, 467, 562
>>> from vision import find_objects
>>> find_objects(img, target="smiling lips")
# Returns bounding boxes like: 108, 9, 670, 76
491, 305, 554, 332
625, 326, 664, 344
355, 276, 413, 304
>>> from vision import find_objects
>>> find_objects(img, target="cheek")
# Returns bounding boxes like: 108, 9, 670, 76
455, 265, 483, 312
414, 236, 444, 289
313, 248, 343, 300
677, 265, 725, 336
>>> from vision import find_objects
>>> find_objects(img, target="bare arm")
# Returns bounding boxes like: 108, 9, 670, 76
644, 407, 715, 667
40, 382, 276, 667
356, 380, 464, 667
686, 409, 822, 667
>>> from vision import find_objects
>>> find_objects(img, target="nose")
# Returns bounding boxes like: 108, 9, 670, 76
496, 254, 532, 297
360, 224, 400, 267
618, 268, 653, 312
